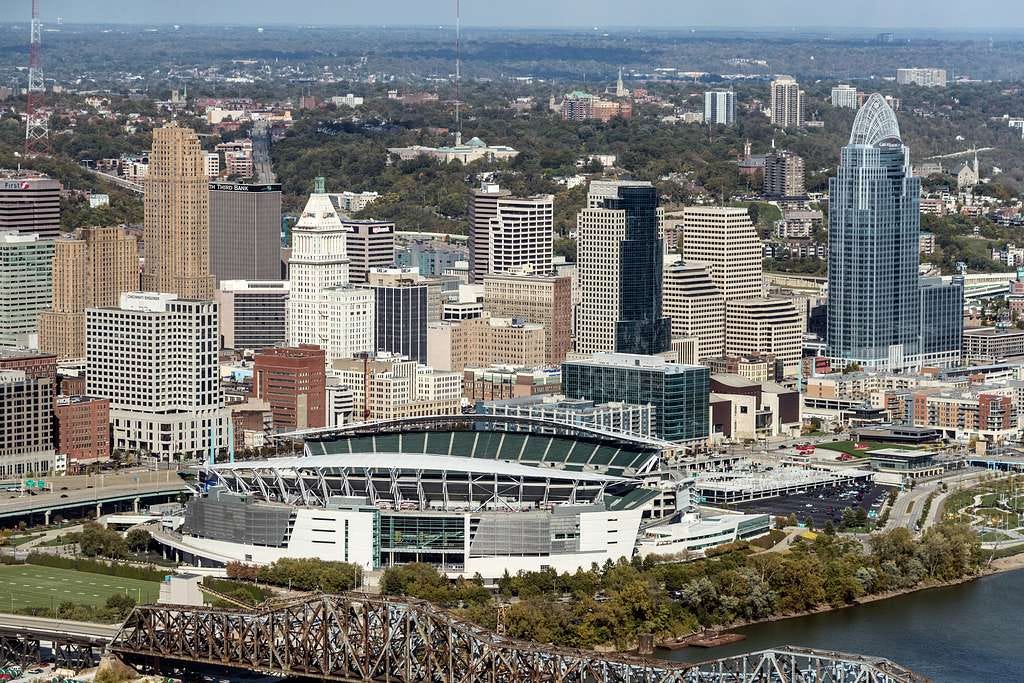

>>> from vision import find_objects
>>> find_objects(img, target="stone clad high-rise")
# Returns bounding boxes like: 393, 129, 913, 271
38, 226, 139, 360
287, 178, 375, 362
142, 123, 214, 300
827, 94, 926, 372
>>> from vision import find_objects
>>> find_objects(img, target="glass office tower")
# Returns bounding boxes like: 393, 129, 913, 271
827, 94, 922, 372
372, 284, 428, 363
604, 184, 672, 356
919, 278, 964, 367
562, 353, 709, 443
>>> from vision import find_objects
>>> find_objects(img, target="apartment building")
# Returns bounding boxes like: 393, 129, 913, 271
427, 315, 547, 372
328, 355, 462, 421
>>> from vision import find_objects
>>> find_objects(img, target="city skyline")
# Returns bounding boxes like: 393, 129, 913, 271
23, 0, 1024, 31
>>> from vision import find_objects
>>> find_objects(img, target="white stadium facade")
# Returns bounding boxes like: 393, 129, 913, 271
163, 416, 681, 578
155, 416, 774, 578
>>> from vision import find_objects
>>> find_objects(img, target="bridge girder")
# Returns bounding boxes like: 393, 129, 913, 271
110, 593, 928, 683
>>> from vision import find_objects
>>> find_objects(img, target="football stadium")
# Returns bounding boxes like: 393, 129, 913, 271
161, 416, 688, 578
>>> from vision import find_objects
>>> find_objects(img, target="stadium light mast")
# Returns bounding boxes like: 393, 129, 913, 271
25, 0, 49, 156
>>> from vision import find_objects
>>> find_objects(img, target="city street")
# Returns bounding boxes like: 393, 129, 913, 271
884, 468, 995, 532
251, 119, 276, 184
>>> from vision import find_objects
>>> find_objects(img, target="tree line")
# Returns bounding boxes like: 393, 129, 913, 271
226, 557, 362, 592
381, 522, 981, 651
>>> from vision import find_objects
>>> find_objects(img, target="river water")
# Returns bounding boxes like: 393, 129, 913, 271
662, 569, 1024, 682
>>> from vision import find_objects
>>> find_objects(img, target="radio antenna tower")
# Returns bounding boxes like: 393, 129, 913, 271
454, 0, 462, 146
25, 0, 49, 156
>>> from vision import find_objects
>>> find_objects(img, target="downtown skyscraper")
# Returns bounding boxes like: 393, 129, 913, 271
827, 94, 961, 371
576, 181, 671, 356
142, 123, 215, 300
287, 178, 375, 362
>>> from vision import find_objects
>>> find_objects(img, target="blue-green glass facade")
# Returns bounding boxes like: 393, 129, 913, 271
919, 278, 963, 364
827, 95, 922, 371
562, 355, 709, 443
601, 184, 672, 356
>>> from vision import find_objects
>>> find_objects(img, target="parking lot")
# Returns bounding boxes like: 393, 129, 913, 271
731, 482, 891, 529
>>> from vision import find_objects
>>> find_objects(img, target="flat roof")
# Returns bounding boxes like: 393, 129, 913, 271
866, 448, 930, 459
964, 327, 1024, 337
696, 466, 872, 493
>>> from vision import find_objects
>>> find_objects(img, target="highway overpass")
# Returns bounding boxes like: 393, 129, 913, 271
0, 478, 190, 526
0, 613, 111, 669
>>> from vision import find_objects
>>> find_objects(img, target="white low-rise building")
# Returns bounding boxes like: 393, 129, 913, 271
636, 510, 772, 558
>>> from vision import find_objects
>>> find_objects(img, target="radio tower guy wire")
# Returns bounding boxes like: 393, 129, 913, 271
454, 0, 462, 146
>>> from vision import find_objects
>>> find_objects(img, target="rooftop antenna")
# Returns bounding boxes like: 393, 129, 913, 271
454, 0, 462, 146
25, 0, 49, 156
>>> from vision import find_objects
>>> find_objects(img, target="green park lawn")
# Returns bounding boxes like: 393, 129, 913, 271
0, 564, 160, 613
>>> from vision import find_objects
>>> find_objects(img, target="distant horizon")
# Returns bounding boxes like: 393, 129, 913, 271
9, 0, 1024, 33
6, 22, 1024, 34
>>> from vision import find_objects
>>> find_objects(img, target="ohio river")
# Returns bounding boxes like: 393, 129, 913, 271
662, 569, 1024, 681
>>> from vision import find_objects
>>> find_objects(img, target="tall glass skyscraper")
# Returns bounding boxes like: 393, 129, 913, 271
610, 184, 672, 355
577, 181, 671, 356
827, 94, 923, 372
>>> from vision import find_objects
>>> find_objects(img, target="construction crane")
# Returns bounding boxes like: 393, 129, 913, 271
25, 0, 49, 155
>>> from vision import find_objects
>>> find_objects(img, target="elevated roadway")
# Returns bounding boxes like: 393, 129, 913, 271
0, 613, 118, 642
0, 470, 190, 524
84, 168, 144, 195
884, 468, 993, 533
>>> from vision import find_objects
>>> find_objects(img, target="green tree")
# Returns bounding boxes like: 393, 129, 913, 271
104, 593, 137, 620
125, 528, 152, 553
78, 523, 128, 559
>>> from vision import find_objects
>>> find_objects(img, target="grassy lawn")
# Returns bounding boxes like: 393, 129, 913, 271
0, 564, 160, 613
3, 533, 45, 547
976, 508, 1022, 530
979, 531, 1013, 542
815, 440, 921, 458
942, 476, 1024, 518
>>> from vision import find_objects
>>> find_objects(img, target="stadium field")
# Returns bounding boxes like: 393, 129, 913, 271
0, 564, 161, 611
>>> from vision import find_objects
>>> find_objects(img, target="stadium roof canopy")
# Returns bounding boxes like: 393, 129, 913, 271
209, 452, 630, 484
201, 449, 649, 511
297, 417, 664, 477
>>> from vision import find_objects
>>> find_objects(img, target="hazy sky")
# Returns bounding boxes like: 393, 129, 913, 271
27, 1, 1024, 30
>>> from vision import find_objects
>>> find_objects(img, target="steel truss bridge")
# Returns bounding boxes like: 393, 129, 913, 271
0, 627, 104, 670
110, 593, 929, 683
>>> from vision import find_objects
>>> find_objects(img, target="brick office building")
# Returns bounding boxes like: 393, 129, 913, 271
54, 395, 110, 466
253, 345, 327, 431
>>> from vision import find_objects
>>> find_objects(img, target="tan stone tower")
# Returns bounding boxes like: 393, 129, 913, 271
142, 122, 214, 299
38, 226, 139, 359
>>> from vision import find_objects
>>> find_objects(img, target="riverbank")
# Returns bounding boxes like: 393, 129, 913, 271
659, 548, 1024, 650
662, 565, 1024, 681
989, 551, 1024, 572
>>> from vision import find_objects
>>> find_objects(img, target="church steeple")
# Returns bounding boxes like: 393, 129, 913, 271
615, 67, 628, 97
